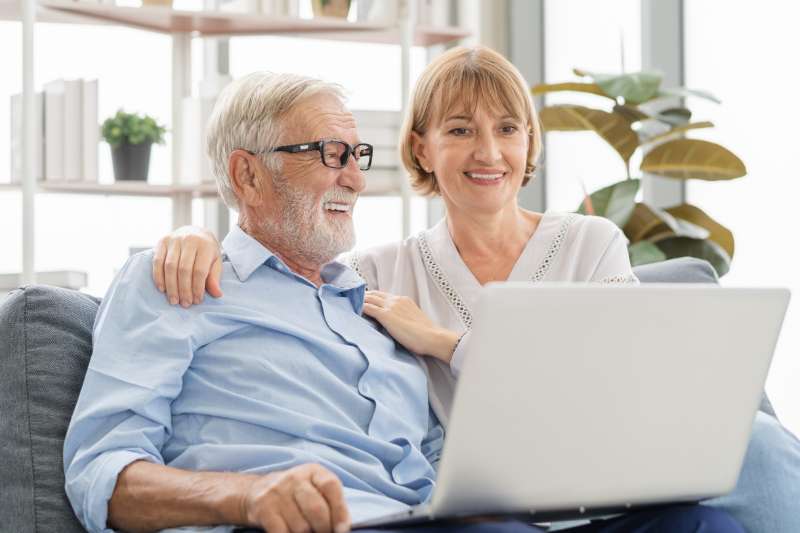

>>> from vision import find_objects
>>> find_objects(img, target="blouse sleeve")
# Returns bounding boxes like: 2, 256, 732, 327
589, 226, 639, 284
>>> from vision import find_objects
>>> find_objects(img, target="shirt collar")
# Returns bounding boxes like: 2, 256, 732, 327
221, 225, 366, 294
221, 225, 275, 282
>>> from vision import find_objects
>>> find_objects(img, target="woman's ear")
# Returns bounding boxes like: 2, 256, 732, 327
228, 150, 265, 207
411, 131, 432, 174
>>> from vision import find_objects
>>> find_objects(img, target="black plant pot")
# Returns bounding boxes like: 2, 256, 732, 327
111, 141, 152, 181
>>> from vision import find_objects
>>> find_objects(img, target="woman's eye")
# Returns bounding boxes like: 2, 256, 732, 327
449, 127, 470, 136
500, 125, 519, 134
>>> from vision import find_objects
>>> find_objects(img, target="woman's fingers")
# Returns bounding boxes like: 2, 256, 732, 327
206, 256, 224, 299
361, 302, 385, 320
192, 245, 218, 304
152, 238, 168, 293
163, 239, 182, 306
177, 244, 198, 307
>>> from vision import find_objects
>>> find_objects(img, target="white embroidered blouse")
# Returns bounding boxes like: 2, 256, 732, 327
344, 212, 638, 428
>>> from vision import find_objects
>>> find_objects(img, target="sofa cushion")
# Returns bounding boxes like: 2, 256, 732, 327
633, 256, 719, 284
0, 286, 99, 533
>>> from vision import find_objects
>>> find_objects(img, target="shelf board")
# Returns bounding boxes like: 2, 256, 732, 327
1, 177, 400, 197
38, 180, 220, 197
2, 1, 471, 44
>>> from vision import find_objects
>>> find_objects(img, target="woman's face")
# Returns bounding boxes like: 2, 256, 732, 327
414, 102, 529, 216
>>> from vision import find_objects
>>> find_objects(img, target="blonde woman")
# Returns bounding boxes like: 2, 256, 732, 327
152, 47, 799, 532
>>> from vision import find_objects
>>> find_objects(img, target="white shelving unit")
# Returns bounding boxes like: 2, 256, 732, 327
10, 0, 470, 284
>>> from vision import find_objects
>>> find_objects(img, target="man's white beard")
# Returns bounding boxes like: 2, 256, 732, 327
264, 181, 356, 266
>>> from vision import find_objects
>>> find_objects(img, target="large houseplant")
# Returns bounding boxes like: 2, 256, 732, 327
101, 109, 166, 182
532, 70, 746, 276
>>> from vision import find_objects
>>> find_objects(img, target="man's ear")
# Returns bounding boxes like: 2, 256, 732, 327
411, 131, 432, 174
229, 150, 266, 207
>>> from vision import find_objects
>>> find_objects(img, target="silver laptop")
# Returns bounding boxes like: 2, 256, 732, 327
354, 284, 790, 528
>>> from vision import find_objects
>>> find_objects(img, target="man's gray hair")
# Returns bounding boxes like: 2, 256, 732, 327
205, 72, 346, 209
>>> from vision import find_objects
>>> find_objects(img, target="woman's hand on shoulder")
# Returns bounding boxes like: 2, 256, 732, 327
152, 226, 223, 307
363, 290, 460, 363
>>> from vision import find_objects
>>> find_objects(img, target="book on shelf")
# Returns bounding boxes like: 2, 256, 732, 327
9, 92, 44, 184
82, 79, 99, 183
180, 96, 217, 185
43, 80, 65, 181
42, 78, 99, 183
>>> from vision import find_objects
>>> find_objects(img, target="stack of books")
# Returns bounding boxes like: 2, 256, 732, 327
353, 109, 403, 194
8, 78, 99, 184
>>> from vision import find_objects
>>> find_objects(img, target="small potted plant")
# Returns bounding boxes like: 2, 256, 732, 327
311, 0, 351, 18
101, 109, 166, 182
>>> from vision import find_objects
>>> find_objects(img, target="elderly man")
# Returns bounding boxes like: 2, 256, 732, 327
63, 73, 743, 533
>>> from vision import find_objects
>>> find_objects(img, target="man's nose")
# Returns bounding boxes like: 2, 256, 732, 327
338, 152, 366, 193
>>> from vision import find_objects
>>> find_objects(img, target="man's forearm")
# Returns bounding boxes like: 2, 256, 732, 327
108, 460, 259, 532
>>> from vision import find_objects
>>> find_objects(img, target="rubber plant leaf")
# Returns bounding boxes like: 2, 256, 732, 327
642, 121, 715, 146
656, 237, 731, 277
640, 139, 746, 180
665, 203, 735, 258
574, 69, 663, 104
657, 87, 722, 104
540, 105, 639, 165
576, 178, 640, 228
531, 82, 612, 99
628, 241, 667, 267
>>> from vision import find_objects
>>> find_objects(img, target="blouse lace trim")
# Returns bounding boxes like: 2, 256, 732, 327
600, 274, 638, 284
416, 214, 578, 330
530, 214, 578, 282
346, 252, 368, 288
417, 232, 474, 330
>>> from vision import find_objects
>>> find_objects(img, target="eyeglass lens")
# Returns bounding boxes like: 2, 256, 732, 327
322, 141, 372, 170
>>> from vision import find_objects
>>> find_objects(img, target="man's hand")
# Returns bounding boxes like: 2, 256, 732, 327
242, 464, 352, 533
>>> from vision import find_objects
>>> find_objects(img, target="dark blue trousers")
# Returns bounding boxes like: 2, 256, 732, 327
357, 504, 744, 533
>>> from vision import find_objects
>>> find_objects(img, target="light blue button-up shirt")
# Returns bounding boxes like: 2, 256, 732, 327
64, 225, 444, 532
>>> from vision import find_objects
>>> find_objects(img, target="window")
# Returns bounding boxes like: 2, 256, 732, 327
685, 0, 800, 432
543, 0, 641, 212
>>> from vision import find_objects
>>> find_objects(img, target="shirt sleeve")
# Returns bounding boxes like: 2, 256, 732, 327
589, 226, 639, 284
449, 330, 472, 378
63, 252, 196, 532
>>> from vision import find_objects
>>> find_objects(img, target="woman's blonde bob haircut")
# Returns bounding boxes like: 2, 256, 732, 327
399, 45, 542, 196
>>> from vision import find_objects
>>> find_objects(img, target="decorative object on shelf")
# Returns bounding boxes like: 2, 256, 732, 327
141, 0, 173, 7
533, 69, 746, 277
101, 109, 166, 182
311, 0, 351, 18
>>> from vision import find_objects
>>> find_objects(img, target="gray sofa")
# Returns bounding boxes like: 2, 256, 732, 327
0, 257, 777, 532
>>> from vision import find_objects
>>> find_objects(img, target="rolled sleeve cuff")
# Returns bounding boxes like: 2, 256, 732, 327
449, 331, 471, 378
78, 450, 162, 532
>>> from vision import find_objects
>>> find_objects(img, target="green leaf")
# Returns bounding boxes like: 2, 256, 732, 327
539, 105, 640, 165
100, 108, 167, 146
628, 241, 667, 266
575, 70, 663, 104
656, 237, 731, 277
576, 179, 640, 228
640, 139, 746, 180
657, 87, 722, 104
654, 107, 692, 126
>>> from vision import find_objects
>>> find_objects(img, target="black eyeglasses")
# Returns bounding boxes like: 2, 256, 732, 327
248, 140, 373, 171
